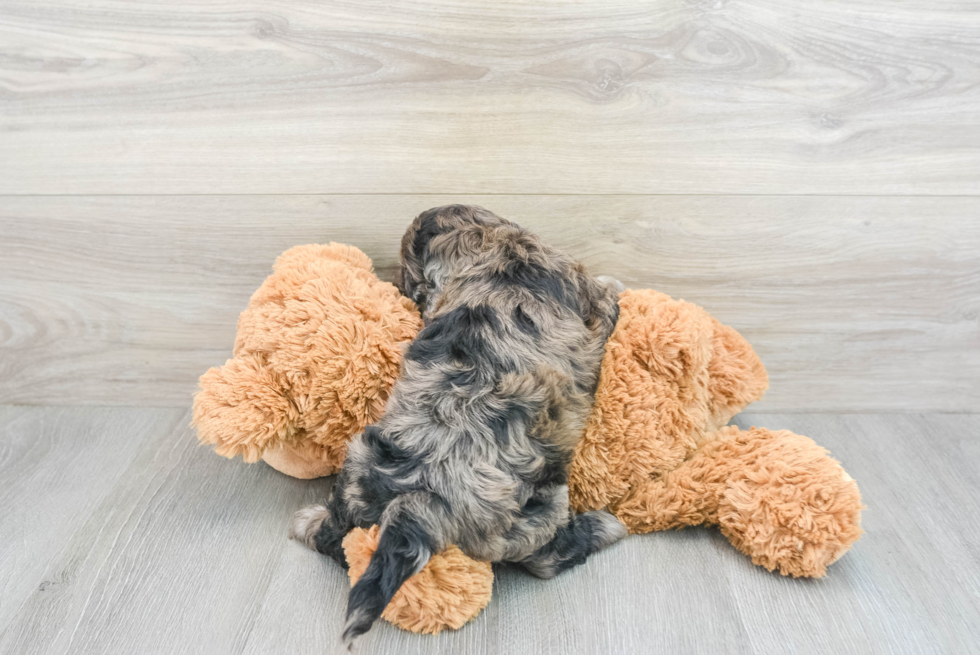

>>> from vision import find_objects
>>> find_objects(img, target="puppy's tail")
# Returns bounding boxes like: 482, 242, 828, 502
342, 492, 444, 647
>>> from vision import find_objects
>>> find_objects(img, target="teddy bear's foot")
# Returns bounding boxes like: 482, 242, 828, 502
716, 427, 863, 578
263, 441, 341, 479
343, 526, 493, 635
609, 425, 863, 578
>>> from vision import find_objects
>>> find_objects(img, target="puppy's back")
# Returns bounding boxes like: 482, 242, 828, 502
341, 206, 621, 645
387, 205, 620, 516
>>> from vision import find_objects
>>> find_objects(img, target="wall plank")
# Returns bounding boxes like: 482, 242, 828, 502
0, 0, 978, 194
1, 195, 976, 411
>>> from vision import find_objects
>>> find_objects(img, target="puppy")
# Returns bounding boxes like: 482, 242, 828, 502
291, 205, 627, 646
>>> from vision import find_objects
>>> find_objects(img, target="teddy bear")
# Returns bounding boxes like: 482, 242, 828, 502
193, 243, 863, 635
193, 243, 421, 479
567, 288, 863, 579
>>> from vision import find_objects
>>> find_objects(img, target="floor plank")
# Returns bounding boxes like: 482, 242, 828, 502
2, 195, 977, 412
728, 413, 980, 655
1, 0, 978, 194
1, 408, 978, 654
0, 407, 317, 655
0, 406, 184, 631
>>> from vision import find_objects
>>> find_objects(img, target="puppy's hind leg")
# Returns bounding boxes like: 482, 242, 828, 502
290, 504, 329, 550
289, 479, 354, 567
518, 510, 627, 579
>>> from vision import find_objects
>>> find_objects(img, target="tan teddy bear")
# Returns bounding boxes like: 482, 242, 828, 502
193, 243, 863, 634
193, 243, 421, 478
568, 289, 863, 578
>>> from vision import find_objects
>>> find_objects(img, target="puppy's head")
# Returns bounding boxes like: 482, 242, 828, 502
397, 205, 513, 311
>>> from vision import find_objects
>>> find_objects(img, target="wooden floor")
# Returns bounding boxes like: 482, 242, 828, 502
0, 409, 976, 655
2, 0, 979, 653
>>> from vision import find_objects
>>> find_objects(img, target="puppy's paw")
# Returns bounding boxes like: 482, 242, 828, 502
289, 504, 328, 551
583, 510, 629, 550
596, 276, 626, 294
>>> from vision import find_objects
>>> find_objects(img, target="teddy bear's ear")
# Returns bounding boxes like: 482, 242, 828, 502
272, 243, 374, 274
705, 319, 769, 431
192, 354, 298, 463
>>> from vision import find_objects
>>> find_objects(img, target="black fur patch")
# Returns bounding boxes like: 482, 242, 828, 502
520, 511, 617, 579
497, 258, 576, 309
406, 304, 502, 366
356, 428, 417, 519
313, 479, 355, 567
534, 441, 571, 487
362, 425, 411, 463
520, 494, 551, 517
512, 304, 539, 337
411, 208, 452, 260
487, 398, 537, 447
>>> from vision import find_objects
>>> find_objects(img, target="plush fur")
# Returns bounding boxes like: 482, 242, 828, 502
567, 289, 862, 577
567, 288, 771, 513
193, 243, 421, 476
298, 206, 627, 645
612, 425, 864, 578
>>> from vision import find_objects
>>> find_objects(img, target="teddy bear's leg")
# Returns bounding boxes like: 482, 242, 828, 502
714, 427, 863, 578
611, 433, 734, 534
615, 426, 863, 578
193, 354, 298, 463
516, 509, 627, 579
610, 426, 820, 534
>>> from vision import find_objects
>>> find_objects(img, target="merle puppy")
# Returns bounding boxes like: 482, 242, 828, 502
291, 205, 627, 645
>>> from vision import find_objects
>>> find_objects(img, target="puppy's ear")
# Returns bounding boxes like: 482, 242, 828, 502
397, 208, 441, 302
409, 207, 451, 261
398, 206, 462, 305
575, 269, 621, 339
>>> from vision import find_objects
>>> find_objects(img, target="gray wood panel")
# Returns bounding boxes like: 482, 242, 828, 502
0, 407, 978, 654
1, 195, 977, 412
728, 413, 980, 655
0, 406, 184, 631
0, 407, 319, 654
0, 0, 978, 195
